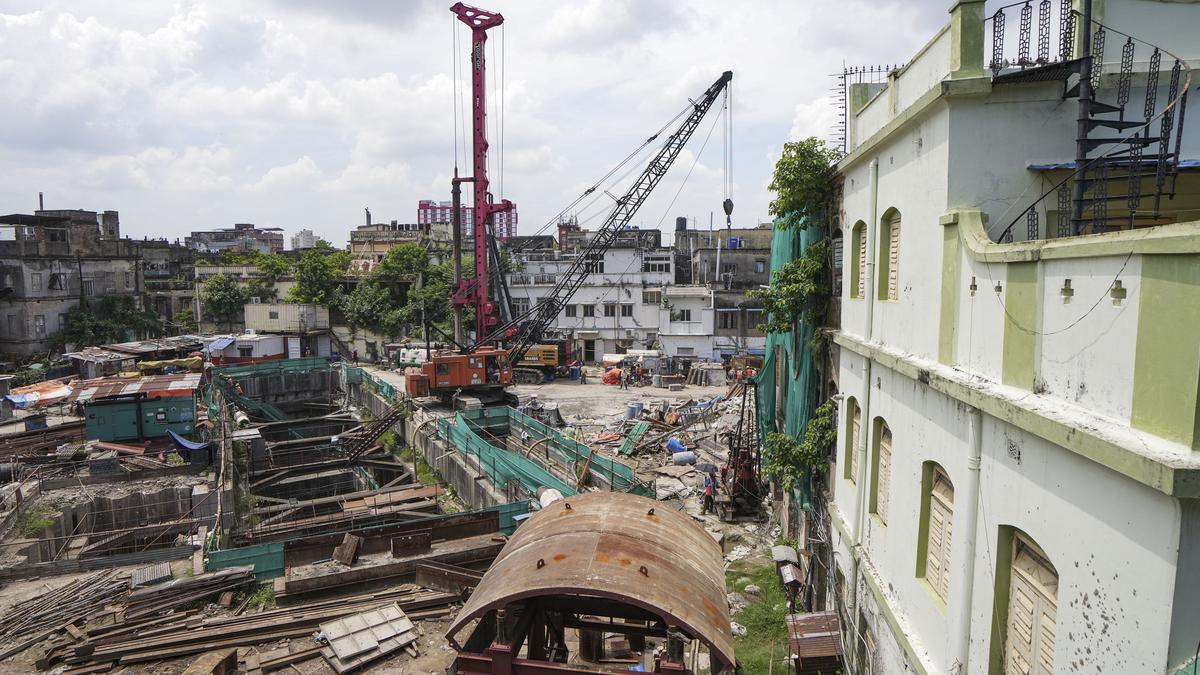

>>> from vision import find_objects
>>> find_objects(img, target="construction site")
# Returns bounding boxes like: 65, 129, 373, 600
0, 3, 835, 674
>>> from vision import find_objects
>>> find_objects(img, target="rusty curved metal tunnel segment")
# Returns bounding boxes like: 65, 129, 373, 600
446, 491, 735, 669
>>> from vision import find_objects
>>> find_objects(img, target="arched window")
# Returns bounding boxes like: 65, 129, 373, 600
991, 529, 1059, 675
844, 397, 861, 483
850, 221, 866, 299
917, 462, 953, 603
870, 419, 893, 524
878, 208, 901, 301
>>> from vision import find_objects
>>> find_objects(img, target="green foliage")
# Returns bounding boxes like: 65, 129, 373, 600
17, 507, 56, 537
763, 400, 837, 489
166, 452, 186, 466
342, 282, 399, 334
174, 306, 198, 333
243, 277, 278, 303
372, 243, 428, 282
767, 137, 841, 230
234, 584, 276, 611
255, 254, 293, 282
749, 237, 830, 334
725, 561, 792, 674
51, 296, 162, 350
199, 274, 246, 330
287, 249, 347, 306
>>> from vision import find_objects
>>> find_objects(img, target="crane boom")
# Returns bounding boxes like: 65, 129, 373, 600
484, 70, 733, 364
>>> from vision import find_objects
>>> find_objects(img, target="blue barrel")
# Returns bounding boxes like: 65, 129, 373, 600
626, 401, 644, 419
671, 450, 697, 465
666, 437, 687, 454
569, 366, 580, 380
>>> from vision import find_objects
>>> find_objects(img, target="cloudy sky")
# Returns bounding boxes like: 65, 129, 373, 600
0, 0, 946, 246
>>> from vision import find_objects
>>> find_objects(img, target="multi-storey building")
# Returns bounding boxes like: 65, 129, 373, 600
290, 229, 317, 250
506, 222, 767, 362
807, 2, 1200, 674
0, 210, 142, 356
348, 220, 453, 273
419, 199, 517, 239
185, 223, 285, 254
140, 238, 196, 330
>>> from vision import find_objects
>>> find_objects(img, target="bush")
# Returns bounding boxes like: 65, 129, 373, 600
764, 400, 837, 489
17, 507, 56, 537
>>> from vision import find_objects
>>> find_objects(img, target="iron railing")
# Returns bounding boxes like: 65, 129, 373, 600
986, 2, 1192, 240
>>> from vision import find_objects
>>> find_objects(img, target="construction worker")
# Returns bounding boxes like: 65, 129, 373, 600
701, 473, 715, 515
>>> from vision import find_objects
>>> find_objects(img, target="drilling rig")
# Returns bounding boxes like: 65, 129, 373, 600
405, 2, 733, 403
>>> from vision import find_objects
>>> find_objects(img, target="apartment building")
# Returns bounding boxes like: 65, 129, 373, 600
418, 199, 517, 239
0, 211, 142, 356
506, 225, 766, 362
185, 223, 284, 254
290, 229, 317, 250
815, 2, 1200, 674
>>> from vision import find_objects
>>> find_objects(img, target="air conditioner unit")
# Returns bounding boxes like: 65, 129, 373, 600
250, 297, 261, 304
625, 329, 635, 337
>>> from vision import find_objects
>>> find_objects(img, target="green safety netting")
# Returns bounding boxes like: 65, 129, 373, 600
437, 411, 577, 497
754, 218, 823, 507
507, 408, 653, 496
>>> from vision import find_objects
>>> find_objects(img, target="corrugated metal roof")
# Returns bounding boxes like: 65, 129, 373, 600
69, 373, 201, 402
105, 335, 204, 355
446, 491, 735, 669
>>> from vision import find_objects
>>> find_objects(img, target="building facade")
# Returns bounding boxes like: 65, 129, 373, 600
290, 229, 317, 250
186, 223, 284, 254
0, 211, 142, 357
506, 224, 767, 362
818, 2, 1200, 674
418, 199, 517, 239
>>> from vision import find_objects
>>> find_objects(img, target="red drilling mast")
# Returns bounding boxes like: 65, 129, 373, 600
449, 2, 514, 341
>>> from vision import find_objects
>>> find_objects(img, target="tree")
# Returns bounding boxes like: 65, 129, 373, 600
255, 254, 292, 282
340, 282, 394, 333
51, 297, 163, 351
174, 306, 199, 333
768, 137, 841, 230
287, 250, 344, 306
763, 400, 837, 489
749, 238, 830, 334
200, 274, 247, 330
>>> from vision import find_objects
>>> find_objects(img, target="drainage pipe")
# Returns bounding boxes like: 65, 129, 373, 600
950, 405, 983, 673
847, 156, 879, 659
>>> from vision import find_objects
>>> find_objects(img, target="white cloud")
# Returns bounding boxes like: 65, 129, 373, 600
0, 1, 947, 242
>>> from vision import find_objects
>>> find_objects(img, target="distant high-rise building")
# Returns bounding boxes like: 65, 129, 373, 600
291, 229, 317, 250
417, 199, 517, 239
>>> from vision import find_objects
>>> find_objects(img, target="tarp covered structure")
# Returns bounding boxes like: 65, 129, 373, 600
754, 219, 823, 507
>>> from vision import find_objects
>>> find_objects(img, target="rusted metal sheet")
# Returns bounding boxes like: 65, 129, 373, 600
415, 561, 483, 596
391, 530, 432, 557
446, 492, 734, 669
787, 611, 843, 675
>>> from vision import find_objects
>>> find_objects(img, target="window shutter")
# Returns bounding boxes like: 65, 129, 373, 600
887, 217, 901, 300
856, 227, 867, 299
877, 429, 892, 523
850, 409, 861, 483
1006, 541, 1058, 675
926, 472, 954, 600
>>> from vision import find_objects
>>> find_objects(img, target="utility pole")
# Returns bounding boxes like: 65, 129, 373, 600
1070, 0, 1095, 234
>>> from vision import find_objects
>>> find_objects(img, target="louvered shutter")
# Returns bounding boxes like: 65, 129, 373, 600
926, 472, 954, 600
877, 428, 892, 523
850, 408, 861, 483
1006, 540, 1058, 675
856, 226, 866, 299
887, 217, 901, 300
